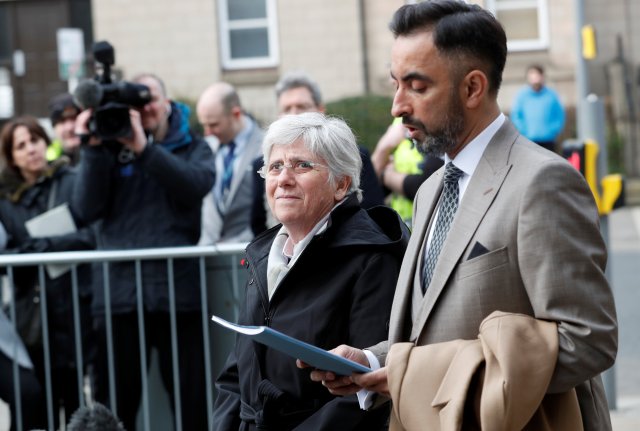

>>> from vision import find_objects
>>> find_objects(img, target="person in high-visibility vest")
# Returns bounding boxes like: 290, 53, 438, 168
47, 93, 82, 165
371, 118, 443, 226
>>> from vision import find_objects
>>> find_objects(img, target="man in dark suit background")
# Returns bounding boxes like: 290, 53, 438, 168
307, 2, 617, 429
197, 82, 264, 244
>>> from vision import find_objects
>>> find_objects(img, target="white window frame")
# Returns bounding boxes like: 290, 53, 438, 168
485, 0, 549, 51
217, 0, 279, 70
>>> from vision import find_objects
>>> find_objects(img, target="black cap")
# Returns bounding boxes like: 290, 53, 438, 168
48, 93, 80, 125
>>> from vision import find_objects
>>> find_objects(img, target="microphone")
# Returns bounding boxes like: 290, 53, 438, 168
73, 79, 104, 110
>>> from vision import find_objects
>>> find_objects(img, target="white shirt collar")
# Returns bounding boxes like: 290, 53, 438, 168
445, 113, 505, 198
283, 198, 346, 265
266, 198, 347, 300
231, 114, 254, 153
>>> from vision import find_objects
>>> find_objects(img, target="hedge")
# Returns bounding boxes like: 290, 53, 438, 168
325, 94, 395, 153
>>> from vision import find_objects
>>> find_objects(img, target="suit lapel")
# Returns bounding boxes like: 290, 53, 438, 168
224, 125, 262, 210
409, 120, 519, 342
388, 168, 443, 343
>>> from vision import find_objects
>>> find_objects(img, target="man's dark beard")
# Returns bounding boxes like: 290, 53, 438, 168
413, 91, 465, 157
418, 119, 464, 157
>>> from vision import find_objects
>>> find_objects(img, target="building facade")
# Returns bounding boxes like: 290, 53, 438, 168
89, 0, 405, 123
2, 0, 640, 149
0, 0, 93, 120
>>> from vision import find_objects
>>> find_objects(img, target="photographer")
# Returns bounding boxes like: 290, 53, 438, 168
73, 72, 214, 431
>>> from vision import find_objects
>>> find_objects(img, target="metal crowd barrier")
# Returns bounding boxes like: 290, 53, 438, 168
0, 244, 248, 431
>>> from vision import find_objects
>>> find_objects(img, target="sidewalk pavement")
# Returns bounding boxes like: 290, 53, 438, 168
608, 205, 640, 430
611, 396, 640, 430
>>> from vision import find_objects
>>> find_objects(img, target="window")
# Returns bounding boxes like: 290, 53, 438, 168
486, 0, 549, 51
218, 0, 279, 70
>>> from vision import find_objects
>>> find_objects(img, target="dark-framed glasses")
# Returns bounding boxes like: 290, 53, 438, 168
257, 160, 328, 179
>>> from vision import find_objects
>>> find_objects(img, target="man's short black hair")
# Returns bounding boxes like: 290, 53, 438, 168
389, 0, 507, 95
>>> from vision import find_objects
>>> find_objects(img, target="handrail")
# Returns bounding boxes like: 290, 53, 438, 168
1, 243, 249, 431
0, 243, 249, 266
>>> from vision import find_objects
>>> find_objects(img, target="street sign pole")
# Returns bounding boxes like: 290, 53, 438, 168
574, 0, 617, 411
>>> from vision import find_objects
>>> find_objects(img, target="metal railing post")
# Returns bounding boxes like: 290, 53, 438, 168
7, 267, 23, 431
135, 259, 150, 431
199, 256, 214, 430
102, 262, 117, 414
37, 266, 54, 430
70, 265, 85, 407
167, 258, 182, 431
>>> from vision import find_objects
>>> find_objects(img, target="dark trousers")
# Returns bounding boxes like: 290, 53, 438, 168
93, 311, 207, 431
0, 353, 46, 431
28, 345, 86, 427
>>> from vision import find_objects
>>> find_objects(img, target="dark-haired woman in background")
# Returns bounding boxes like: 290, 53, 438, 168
0, 116, 95, 428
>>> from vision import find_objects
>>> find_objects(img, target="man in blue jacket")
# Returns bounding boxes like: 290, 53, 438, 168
73, 73, 214, 431
511, 64, 566, 152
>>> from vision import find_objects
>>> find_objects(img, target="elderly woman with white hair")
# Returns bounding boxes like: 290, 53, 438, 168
213, 112, 409, 430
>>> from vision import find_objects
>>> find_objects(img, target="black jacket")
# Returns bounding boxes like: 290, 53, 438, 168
0, 160, 95, 369
213, 194, 409, 430
73, 102, 215, 314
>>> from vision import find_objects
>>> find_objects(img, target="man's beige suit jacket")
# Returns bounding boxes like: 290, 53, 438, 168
369, 120, 617, 431
386, 311, 583, 431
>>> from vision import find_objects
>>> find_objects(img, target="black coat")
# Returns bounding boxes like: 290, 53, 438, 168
213, 194, 409, 430
0, 160, 95, 369
72, 102, 215, 314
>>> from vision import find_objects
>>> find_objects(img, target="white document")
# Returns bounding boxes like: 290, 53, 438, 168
211, 315, 371, 375
25, 203, 77, 278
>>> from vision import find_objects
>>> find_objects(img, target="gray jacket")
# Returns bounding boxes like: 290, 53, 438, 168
199, 116, 264, 244
0, 309, 32, 369
0, 217, 31, 368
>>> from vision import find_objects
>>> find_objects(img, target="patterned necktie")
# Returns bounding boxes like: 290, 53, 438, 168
422, 162, 464, 294
220, 140, 236, 198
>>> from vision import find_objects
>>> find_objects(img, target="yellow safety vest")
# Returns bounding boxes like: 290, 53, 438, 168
46, 139, 64, 161
389, 119, 423, 223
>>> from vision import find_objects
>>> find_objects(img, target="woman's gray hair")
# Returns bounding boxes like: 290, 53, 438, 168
262, 112, 362, 202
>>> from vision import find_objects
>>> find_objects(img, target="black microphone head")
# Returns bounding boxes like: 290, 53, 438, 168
73, 79, 104, 110
93, 41, 115, 66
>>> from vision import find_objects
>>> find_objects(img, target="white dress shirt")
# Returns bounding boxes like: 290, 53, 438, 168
424, 113, 506, 252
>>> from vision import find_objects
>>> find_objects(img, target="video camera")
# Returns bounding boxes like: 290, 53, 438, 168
73, 41, 151, 141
